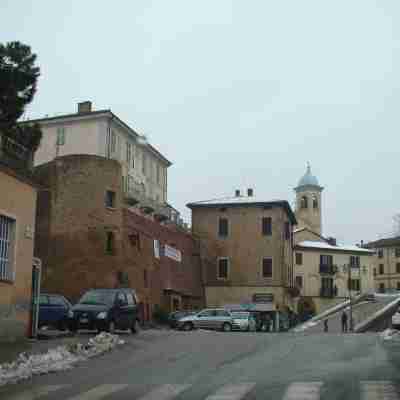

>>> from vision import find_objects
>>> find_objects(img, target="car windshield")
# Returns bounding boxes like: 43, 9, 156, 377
232, 312, 249, 319
78, 291, 114, 306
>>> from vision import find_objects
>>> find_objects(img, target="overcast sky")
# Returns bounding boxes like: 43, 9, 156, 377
2, 1, 399, 244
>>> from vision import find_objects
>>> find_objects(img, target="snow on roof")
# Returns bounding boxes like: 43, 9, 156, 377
297, 240, 374, 253
187, 196, 287, 206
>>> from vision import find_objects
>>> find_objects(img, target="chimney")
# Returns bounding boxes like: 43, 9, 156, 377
77, 101, 92, 114
327, 237, 337, 246
247, 188, 254, 197
235, 189, 241, 197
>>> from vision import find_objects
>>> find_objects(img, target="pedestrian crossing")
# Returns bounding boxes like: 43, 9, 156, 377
4, 381, 400, 400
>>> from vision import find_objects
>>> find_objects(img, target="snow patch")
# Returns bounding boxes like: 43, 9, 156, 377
0, 333, 124, 387
380, 329, 400, 341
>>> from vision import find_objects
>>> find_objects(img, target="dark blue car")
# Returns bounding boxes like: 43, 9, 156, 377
39, 294, 73, 331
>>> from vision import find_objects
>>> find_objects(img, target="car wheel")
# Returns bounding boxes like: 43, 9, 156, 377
222, 322, 232, 332
131, 319, 140, 334
106, 320, 116, 334
57, 319, 68, 331
183, 322, 193, 331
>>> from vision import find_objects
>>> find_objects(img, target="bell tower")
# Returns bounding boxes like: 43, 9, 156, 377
294, 163, 324, 235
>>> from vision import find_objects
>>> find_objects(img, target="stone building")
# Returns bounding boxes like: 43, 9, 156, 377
365, 236, 400, 293
187, 189, 297, 318
0, 133, 38, 340
34, 154, 203, 321
292, 166, 375, 316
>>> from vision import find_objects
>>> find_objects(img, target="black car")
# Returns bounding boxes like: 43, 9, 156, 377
168, 310, 196, 328
38, 294, 73, 331
69, 288, 139, 334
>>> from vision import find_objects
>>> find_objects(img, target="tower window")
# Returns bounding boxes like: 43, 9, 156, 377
300, 196, 308, 209
312, 195, 318, 209
218, 218, 229, 237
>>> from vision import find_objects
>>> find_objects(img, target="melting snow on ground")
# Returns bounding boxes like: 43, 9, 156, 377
380, 329, 400, 341
0, 332, 125, 387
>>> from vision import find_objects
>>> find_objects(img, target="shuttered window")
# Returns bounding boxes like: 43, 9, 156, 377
218, 258, 229, 279
0, 215, 15, 282
218, 218, 229, 237
262, 217, 272, 236
262, 258, 273, 278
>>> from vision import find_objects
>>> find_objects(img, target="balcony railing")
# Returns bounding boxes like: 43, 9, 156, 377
319, 264, 337, 275
0, 134, 32, 170
320, 286, 338, 298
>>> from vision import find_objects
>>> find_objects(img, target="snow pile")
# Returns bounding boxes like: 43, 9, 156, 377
380, 329, 400, 341
293, 320, 319, 333
0, 333, 124, 386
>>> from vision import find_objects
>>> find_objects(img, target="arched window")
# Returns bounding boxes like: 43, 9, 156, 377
300, 196, 308, 209
312, 195, 318, 209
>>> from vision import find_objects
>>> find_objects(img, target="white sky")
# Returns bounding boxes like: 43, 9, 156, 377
1, 1, 399, 244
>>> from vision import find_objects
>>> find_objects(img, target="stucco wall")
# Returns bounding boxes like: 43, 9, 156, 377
372, 247, 400, 291
0, 168, 37, 341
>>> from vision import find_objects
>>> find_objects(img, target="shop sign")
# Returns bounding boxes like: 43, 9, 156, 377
252, 293, 274, 303
164, 244, 182, 263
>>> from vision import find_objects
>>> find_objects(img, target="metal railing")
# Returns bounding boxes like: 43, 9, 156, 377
319, 264, 337, 274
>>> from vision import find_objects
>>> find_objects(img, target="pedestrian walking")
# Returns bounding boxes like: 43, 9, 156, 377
341, 311, 348, 333
324, 319, 328, 332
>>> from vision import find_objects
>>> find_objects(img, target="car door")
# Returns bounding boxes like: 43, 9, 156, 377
115, 292, 130, 329
38, 295, 50, 326
125, 291, 137, 326
214, 310, 231, 330
48, 295, 68, 326
195, 310, 214, 329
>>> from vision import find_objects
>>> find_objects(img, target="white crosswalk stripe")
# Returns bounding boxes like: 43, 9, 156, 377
204, 382, 256, 400
282, 382, 323, 400
6, 385, 67, 400
136, 384, 191, 400
66, 384, 128, 400
361, 381, 399, 400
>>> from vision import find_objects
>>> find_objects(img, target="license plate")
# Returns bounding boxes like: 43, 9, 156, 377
80, 318, 89, 323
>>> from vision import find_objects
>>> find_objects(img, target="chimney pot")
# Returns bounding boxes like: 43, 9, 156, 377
77, 101, 92, 114
235, 189, 241, 197
247, 188, 254, 197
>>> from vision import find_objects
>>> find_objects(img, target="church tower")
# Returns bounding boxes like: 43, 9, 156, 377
294, 164, 324, 235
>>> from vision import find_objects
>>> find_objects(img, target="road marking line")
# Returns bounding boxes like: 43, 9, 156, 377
205, 383, 256, 400
7, 385, 66, 400
137, 384, 191, 400
67, 384, 128, 400
282, 382, 323, 400
361, 381, 399, 400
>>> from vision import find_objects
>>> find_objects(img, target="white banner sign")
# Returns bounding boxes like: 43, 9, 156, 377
164, 244, 182, 263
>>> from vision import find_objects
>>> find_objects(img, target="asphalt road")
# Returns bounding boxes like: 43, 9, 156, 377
1, 329, 400, 400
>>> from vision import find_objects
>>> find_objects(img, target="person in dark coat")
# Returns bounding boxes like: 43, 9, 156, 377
341, 311, 348, 333
324, 319, 329, 332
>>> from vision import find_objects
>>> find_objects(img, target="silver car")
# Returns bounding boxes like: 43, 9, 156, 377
177, 308, 235, 332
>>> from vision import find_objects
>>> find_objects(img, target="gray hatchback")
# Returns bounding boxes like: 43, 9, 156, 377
177, 308, 235, 332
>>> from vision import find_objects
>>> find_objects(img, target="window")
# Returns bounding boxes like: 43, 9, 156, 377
397, 282, 400, 291
156, 164, 161, 185
379, 283, 385, 293
49, 296, 67, 307
218, 258, 229, 279
126, 142, 132, 165
373, 268, 376, 276
215, 310, 230, 317
349, 279, 360, 291
397, 263, 400, 274
56, 127, 65, 145
116, 292, 128, 306
320, 254, 333, 266
262, 217, 272, 236
295, 252, 303, 265
126, 292, 136, 305
105, 190, 116, 208
262, 258, 273, 278
106, 231, 115, 254
295, 275, 303, 288
218, 218, 229, 237
321, 277, 333, 292
110, 130, 116, 154
379, 264, 384, 275
349, 256, 360, 267
378, 249, 383, 258
300, 196, 308, 209
198, 310, 215, 317
396, 248, 400, 258
0, 215, 15, 282
142, 153, 147, 175
144, 269, 148, 288
312, 195, 318, 209
39, 295, 49, 305
284, 222, 290, 240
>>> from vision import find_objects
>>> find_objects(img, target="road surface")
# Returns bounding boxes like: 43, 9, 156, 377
1, 329, 400, 399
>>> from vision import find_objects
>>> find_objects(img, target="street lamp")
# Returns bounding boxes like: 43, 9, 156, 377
342, 264, 354, 331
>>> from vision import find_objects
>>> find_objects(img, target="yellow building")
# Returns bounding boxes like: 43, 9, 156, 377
365, 237, 400, 292
292, 166, 375, 316
0, 134, 38, 341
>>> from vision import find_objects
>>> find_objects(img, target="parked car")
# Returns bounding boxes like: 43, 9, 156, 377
69, 288, 139, 334
231, 312, 257, 331
392, 308, 400, 329
168, 310, 197, 328
177, 308, 236, 332
39, 294, 73, 331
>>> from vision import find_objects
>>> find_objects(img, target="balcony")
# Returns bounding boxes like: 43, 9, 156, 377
320, 286, 338, 298
0, 134, 32, 171
319, 264, 337, 275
